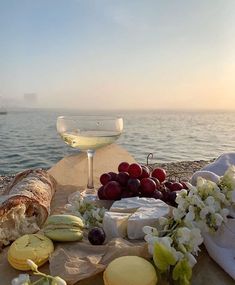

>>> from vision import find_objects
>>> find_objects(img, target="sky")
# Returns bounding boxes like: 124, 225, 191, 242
0, 0, 235, 110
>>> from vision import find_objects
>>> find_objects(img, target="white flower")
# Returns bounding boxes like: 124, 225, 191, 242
185, 252, 197, 267
172, 207, 185, 221
214, 213, 223, 227
176, 227, 191, 244
221, 165, 235, 190
143, 226, 158, 235
51, 276, 67, 285
190, 228, 203, 253
190, 195, 204, 208
158, 217, 168, 226
205, 196, 215, 206
11, 274, 30, 285
199, 206, 214, 220
184, 206, 195, 224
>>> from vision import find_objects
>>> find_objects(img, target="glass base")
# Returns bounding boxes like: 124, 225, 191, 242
80, 188, 97, 202
67, 188, 114, 209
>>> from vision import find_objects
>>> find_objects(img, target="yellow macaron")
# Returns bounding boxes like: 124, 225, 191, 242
8, 234, 54, 271
103, 256, 158, 285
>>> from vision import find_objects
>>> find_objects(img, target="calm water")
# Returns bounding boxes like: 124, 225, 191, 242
1, 109, 235, 175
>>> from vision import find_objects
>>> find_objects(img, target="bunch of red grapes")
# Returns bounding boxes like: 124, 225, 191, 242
98, 162, 188, 207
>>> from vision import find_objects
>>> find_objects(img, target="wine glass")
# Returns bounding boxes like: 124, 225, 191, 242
57, 115, 123, 198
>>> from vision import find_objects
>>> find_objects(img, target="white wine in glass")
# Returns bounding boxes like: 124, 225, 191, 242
57, 115, 123, 193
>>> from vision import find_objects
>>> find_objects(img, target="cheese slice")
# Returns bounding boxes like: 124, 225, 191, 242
127, 201, 170, 240
102, 211, 131, 239
110, 197, 164, 213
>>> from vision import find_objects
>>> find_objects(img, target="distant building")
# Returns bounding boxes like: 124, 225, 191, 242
24, 93, 38, 107
24, 93, 37, 103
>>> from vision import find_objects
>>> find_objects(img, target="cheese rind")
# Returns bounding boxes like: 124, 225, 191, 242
127, 204, 169, 239
110, 197, 166, 213
102, 211, 130, 239
105, 197, 170, 240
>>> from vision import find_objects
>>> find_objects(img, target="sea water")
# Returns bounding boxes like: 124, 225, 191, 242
0, 109, 235, 175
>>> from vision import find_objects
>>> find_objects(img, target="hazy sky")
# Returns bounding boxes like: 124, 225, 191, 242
0, 0, 235, 110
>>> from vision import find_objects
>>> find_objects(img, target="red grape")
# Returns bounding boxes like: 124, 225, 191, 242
161, 188, 170, 202
100, 173, 112, 186
152, 190, 164, 200
104, 181, 122, 200
108, 172, 118, 181
168, 191, 177, 206
117, 172, 130, 186
97, 186, 106, 200
140, 178, 156, 195
151, 168, 166, 183
171, 182, 183, 191
128, 163, 142, 178
150, 177, 161, 189
180, 181, 189, 190
140, 165, 150, 179
127, 178, 141, 194
88, 227, 106, 245
164, 181, 173, 190
118, 162, 130, 172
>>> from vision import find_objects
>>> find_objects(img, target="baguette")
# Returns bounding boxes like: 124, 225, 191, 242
0, 169, 56, 247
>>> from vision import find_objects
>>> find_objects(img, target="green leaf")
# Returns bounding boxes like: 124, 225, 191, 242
153, 242, 177, 272
172, 259, 192, 285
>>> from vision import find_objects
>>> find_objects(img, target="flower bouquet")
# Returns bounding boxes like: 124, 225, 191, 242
143, 166, 235, 285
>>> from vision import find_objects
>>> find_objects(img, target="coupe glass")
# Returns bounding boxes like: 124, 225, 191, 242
57, 115, 123, 196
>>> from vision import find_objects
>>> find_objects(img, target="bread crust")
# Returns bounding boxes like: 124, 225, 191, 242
0, 169, 57, 246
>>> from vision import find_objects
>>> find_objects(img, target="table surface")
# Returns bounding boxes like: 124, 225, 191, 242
1, 144, 234, 285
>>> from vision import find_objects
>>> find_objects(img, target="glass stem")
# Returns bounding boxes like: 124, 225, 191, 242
87, 150, 95, 189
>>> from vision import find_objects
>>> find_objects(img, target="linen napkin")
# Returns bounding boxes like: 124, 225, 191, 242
191, 153, 235, 280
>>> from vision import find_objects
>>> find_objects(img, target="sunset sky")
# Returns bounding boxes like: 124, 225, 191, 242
0, 0, 235, 110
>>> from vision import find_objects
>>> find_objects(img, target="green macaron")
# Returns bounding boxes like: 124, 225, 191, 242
43, 214, 84, 242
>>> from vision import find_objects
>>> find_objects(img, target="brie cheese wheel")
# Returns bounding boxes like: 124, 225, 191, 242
105, 197, 170, 240
103, 211, 131, 239
110, 197, 164, 213
127, 201, 169, 240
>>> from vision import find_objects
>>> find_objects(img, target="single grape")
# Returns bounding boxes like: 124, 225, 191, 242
127, 178, 141, 194
128, 163, 142, 178
164, 181, 173, 191
140, 178, 156, 195
104, 181, 122, 200
88, 227, 106, 245
161, 188, 170, 202
168, 191, 177, 206
118, 162, 130, 172
97, 186, 106, 200
140, 165, 150, 179
151, 168, 166, 183
180, 181, 189, 190
150, 177, 161, 189
108, 172, 118, 181
171, 182, 183, 191
152, 190, 164, 200
117, 171, 130, 186
100, 173, 112, 186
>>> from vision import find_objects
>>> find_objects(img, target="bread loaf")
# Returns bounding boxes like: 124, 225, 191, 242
0, 169, 56, 247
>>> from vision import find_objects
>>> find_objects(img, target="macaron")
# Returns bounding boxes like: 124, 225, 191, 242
8, 234, 54, 271
103, 256, 158, 285
43, 214, 84, 242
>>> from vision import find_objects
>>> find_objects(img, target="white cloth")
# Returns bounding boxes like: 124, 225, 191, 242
192, 153, 235, 280
203, 219, 235, 280
201, 153, 235, 176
